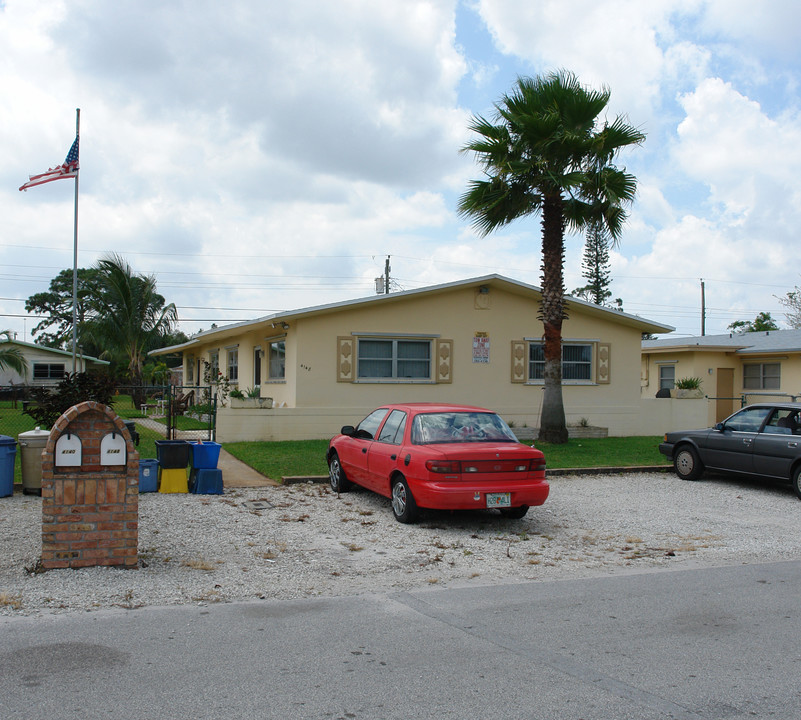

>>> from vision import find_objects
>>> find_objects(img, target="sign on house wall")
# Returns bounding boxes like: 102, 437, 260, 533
473, 332, 490, 363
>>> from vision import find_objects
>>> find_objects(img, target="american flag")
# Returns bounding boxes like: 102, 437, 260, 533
19, 136, 80, 191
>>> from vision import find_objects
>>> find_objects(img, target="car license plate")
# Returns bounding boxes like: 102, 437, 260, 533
486, 492, 511, 508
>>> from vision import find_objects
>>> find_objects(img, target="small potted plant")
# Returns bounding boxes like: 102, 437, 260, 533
673, 377, 703, 398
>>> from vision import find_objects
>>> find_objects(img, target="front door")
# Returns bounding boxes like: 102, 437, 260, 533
715, 368, 735, 423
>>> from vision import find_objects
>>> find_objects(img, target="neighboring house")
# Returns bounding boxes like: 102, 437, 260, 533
642, 329, 801, 425
0, 338, 109, 387
153, 275, 673, 441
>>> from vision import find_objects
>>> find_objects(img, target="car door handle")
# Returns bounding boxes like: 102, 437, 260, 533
789, 442, 798, 448
362, 448, 367, 454
391, 454, 397, 461
743, 438, 753, 445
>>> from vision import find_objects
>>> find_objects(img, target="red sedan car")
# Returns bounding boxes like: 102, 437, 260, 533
326, 403, 549, 523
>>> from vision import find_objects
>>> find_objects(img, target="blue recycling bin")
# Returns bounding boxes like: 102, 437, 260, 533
139, 459, 159, 493
190, 441, 221, 469
189, 467, 224, 494
0, 435, 17, 498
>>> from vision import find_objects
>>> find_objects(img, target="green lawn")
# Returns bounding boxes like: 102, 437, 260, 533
534, 436, 668, 469
223, 435, 669, 480
224, 439, 329, 479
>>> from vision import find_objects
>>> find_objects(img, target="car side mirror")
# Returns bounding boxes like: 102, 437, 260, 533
714, 423, 724, 431
341, 425, 356, 436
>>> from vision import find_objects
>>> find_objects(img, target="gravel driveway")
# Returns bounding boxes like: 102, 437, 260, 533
1, 470, 799, 616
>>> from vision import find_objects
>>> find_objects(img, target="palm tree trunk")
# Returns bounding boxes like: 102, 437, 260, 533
538, 194, 569, 443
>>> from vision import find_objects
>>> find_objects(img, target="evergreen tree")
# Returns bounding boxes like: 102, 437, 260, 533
572, 222, 612, 306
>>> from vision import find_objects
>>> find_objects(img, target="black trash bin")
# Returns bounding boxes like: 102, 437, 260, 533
123, 420, 139, 446
155, 439, 190, 469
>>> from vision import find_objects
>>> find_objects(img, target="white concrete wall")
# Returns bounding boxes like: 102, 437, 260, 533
633, 397, 711, 436
216, 396, 712, 442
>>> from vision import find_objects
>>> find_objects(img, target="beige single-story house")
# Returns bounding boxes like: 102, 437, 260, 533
152, 275, 676, 441
0, 338, 109, 387
642, 329, 801, 425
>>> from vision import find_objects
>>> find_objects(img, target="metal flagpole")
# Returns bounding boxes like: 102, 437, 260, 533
71, 108, 80, 370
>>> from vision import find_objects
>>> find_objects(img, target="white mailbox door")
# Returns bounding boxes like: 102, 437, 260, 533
55, 434, 82, 467
100, 432, 127, 466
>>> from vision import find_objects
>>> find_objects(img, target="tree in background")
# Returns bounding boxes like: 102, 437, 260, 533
0, 330, 28, 375
83, 254, 178, 386
24, 268, 101, 354
25, 263, 187, 376
728, 312, 779, 334
777, 286, 801, 329
572, 221, 617, 306
458, 71, 644, 443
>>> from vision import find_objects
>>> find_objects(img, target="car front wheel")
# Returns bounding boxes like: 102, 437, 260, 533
674, 445, 703, 481
391, 477, 418, 524
328, 452, 351, 493
791, 465, 801, 500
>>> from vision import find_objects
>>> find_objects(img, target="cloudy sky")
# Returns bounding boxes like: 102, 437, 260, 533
2, 0, 800, 343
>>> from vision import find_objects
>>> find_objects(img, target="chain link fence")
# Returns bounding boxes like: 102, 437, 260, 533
0, 384, 216, 487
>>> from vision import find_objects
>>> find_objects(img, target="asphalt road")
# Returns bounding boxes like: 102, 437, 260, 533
2, 559, 799, 720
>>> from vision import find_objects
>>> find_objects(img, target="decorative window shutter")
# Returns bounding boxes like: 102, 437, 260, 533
597, 343, 611, 384
511, 340, 526, 383
337, 337, 354, 382
436, 339, 453, 383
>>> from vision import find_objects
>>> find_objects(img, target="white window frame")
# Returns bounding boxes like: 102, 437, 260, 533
355, 336, 433, 383
267, 339, 286, 381
526, 341, 594, 384
659, 364, 675, 391
743, 362, 781, 390
32, 362, 66, 381
208, 350, 219, 380
226, 346, 239, 383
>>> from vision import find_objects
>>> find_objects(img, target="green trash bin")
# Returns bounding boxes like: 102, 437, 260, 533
18, 427, 50, 496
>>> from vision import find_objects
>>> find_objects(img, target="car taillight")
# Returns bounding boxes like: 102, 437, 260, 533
529, 458, 546, 472
426, 459, 461, 473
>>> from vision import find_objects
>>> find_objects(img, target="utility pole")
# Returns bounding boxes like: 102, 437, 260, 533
384, 255, 391, 295
700, 278, 706, 336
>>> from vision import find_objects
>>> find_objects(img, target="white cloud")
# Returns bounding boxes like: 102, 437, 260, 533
2, 0, 801, 342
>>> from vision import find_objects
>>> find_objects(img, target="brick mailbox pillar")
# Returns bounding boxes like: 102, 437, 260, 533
41, 401, 139, 570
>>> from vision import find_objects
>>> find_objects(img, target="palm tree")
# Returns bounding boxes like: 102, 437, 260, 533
0, 330, 28, 376
458, 71, 644, 443
84, 254, 178, 387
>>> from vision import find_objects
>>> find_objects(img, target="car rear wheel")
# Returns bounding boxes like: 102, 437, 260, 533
328, 452, 352, 493
499, 506, 528, 519
391, 477, 418, 524
674, 445, 703, 481
791, 465, 801, 500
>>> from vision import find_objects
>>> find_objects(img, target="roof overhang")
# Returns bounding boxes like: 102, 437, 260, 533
151, 274, 674, 356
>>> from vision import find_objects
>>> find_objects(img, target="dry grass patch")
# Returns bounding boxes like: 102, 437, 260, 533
182, 558, 216, 571
0, 591, 23, 610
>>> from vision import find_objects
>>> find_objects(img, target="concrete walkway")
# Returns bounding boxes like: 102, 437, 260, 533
217, 448, 279, 488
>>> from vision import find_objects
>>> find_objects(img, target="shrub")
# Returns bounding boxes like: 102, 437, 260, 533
24, 371, 118, 427
675, 377, 702, 390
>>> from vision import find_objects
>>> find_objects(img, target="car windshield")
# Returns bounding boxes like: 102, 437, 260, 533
410, 412, 518, 445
